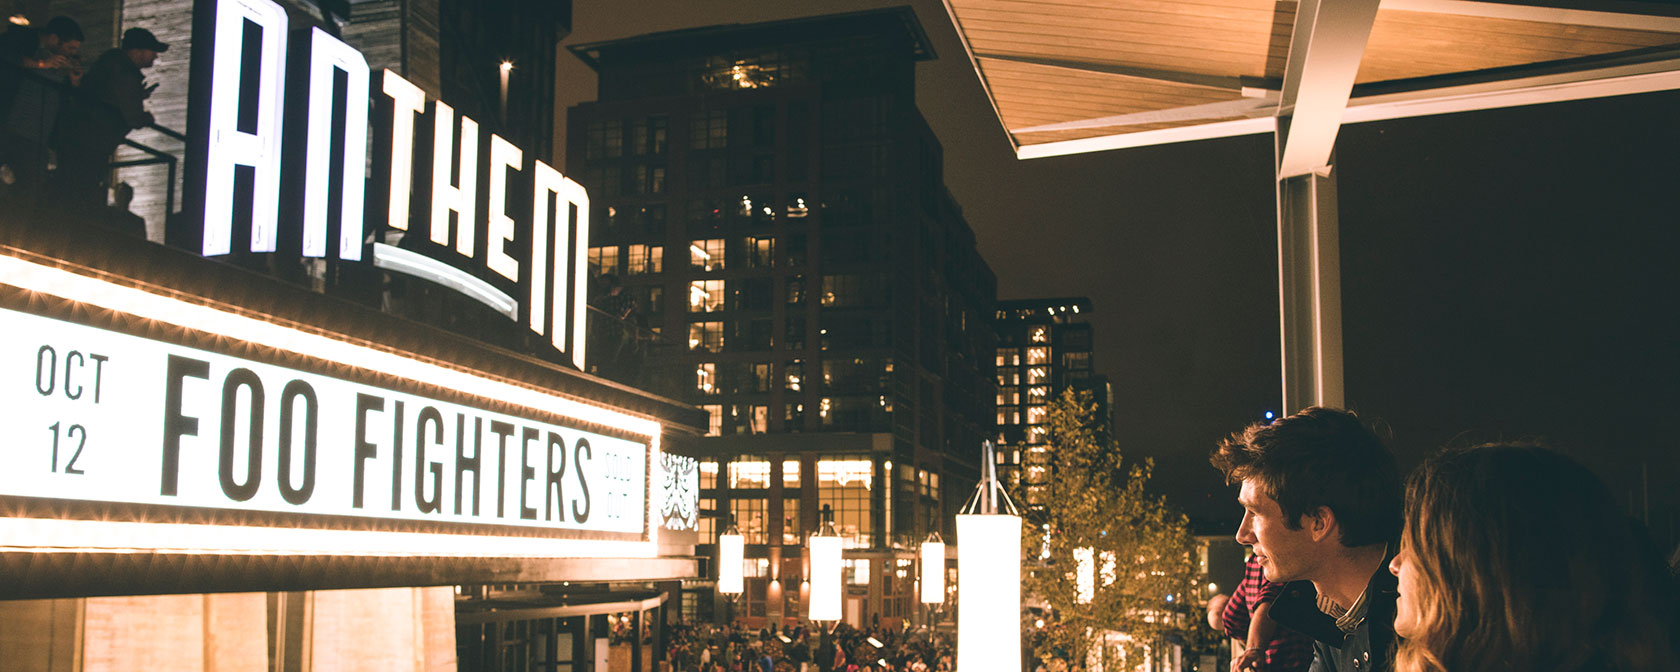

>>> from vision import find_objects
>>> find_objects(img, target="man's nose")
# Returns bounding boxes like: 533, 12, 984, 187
1235, 515, 1256, 544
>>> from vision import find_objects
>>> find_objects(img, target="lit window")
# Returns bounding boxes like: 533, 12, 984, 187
819, 457, 875, 547
1027, 405, 1048, 424
1026, 347, 1050, 365
1028, 386, 1050, 401
996, 349, 1020, 367
749, 405, 768, 434
785, 360, 804, 392
1029, 325, 1050, 344
997, 369, 1020, 386
1027, 367, 1050, 385
696, 362, 717, 395
1027, 426, 1047, 445
783, 459, 801, 488
997, 408, 1020, 425
689, 321, 723, 352
787, 195, 809, 218
627, 244, 663, 275
747, 236, 774, 269
997, 387, 1020, 406
689, 280, 724, 312
730, 456, 771, 489
690, 238, 726, 271
702, 405, 723, 437
589, 246, 619, 277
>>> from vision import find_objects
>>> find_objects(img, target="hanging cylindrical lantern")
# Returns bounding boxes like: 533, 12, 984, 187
719, 519, 744, 595
1075, 547, 1095, 604
957, 441, 1022, 672
809, 504, 843, 621
920, 532, 945, 604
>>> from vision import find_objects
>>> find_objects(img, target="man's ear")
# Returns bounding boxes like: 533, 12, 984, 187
1305, 506, 1337, 543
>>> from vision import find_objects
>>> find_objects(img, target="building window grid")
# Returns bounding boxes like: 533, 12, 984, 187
817, 456, 874, 547
691, 238, 726, 271
627, 244, 663, 275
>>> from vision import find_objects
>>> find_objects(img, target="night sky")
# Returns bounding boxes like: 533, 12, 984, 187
557, 1, 1680, 548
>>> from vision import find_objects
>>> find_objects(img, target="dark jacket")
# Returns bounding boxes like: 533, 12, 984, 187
57, 48, 150, 153
1269, 555, 1399, 672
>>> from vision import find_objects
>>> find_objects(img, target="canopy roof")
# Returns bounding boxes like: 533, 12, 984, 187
940, 0, 1680, 163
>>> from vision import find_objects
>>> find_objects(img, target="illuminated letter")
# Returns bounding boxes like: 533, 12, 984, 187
162, 355, 210, 497
530, 160, 590, 368
486, 134, 522, 282
277, 380, 318, 505
545, 432, 566, 522
381, 70, 425, 230
430, 101, 478, 257
455, 415, 481, 516
202, 0, 288, 255
572, 438, 591, 522
389, 400, 405, 511
415, 406, 444, 514
519, 427, 539, 520
218, 368, 265, 502
353, 393, 382, 509
491, 420, 515, 518
528, 161, 561, 335
302, 27, 370, 260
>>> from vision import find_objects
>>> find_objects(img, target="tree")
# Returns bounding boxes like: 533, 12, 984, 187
1019, 388, 1203, 671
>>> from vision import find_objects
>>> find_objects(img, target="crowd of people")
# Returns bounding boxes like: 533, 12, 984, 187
661, 621, 954, 672
1208, 407, 1679, 672
1, 13, 165, 223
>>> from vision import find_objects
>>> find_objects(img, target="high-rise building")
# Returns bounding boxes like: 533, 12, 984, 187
567, 8, 997, 627
992, 297, 1112, 506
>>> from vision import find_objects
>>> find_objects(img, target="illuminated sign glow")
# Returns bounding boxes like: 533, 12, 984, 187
957, 514, 1022, 672
808, 534, 843, 621
0, 254, 662, 557
188, 0, 591, 369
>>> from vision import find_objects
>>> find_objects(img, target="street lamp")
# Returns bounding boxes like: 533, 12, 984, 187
809, 504, 842, 622
957, 441, 1022, 672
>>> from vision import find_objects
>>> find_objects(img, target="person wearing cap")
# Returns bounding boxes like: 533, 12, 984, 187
53, 26, 166, 209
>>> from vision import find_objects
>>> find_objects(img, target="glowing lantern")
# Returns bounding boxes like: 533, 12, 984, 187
809, 504, 842, 621
957, 442, 1022, 672
719, 519, 744, 595
1075, 547, 1095, 604
920, 532, 945, 604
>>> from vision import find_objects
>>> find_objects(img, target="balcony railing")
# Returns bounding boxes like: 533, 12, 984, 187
1, 62, 183, 231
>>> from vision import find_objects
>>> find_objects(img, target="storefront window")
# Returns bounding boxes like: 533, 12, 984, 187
730, 456, 771, 489
818, 457, 873, 547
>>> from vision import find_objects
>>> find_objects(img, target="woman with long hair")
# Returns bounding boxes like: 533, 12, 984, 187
1389, 443, 1677, 671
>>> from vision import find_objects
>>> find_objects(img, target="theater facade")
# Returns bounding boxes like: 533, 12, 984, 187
0, 0, 704, 668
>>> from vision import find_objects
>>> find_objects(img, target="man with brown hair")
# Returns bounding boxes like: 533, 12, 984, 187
1210, 407, 1401, 672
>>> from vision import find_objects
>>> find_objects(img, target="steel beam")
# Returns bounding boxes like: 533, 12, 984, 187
1275, 0, 1383, 178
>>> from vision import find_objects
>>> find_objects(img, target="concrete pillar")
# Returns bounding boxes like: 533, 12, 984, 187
1275, 129, 1346, 413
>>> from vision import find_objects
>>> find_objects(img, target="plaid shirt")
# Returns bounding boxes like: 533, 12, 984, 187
1221, 554, 1315, 672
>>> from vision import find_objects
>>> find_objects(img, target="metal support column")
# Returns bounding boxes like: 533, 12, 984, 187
1275, 119, 1344, 413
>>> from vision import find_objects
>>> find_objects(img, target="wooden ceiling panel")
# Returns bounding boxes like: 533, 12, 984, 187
1359, 8, 1680, 82
974, 57, 1248, 146
949, 0, 1291, 79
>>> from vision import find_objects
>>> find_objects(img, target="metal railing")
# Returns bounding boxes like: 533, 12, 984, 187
1, 61, 182, 218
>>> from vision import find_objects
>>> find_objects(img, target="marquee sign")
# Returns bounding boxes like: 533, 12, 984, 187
184, 0, 590, 368
0, 254, 664, 557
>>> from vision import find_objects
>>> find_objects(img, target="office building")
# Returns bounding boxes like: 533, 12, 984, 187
992, 297, 1112, 506
567, 7, 997, 627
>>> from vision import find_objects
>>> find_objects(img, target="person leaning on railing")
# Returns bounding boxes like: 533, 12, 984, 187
0, 16, 83, 194
52, 26, 165, 210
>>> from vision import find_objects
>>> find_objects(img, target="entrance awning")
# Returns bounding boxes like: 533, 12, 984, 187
940, 0, 1680, 162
